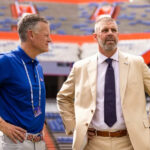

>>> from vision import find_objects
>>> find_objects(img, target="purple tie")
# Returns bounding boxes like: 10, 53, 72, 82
104, 58, 117, 127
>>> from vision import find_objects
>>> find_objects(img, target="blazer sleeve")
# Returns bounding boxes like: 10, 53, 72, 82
140, 57, 150, 125
57, 64, 75, 135
141, 57, 150, 95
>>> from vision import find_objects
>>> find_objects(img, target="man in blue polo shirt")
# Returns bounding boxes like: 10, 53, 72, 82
0, 14, 51, 150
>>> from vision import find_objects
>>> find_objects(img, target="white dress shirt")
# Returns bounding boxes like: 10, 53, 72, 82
90, 50, 126, 130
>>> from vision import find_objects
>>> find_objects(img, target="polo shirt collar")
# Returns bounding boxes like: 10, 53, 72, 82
16, 46, 39, 64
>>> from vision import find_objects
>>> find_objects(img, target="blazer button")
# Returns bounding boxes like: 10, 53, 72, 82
91, 110, 94, 113
85, 123, 88, 126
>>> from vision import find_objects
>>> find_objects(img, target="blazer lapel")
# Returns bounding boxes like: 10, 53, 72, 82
86, 52, 129, 106
119, 51, 129, 105
87, 54, 97, 104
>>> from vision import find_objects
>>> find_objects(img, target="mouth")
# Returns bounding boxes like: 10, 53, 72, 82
106, 40, 115, 44
106, 36, 115, 42
46, 43, 49, 47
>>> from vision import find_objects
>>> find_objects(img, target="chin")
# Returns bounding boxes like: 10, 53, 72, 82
105, 45, 117, 51
45, 49, 49, 52
43, 48, 49, 52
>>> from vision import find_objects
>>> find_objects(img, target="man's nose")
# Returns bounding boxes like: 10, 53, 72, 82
107, 29, 113, 34
48, 36, 52, 43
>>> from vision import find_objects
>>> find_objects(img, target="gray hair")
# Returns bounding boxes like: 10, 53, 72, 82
94, 15, 118, 33
17, 13, 49, 42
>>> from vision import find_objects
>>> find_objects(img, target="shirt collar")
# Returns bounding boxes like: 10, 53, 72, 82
15, 46, 39, 64
98, 49, 119, 64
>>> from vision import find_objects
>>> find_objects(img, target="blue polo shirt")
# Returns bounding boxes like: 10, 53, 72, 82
0, 46, 46, 133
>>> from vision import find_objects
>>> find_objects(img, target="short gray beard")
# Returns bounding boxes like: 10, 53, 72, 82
97, 37, 117, 52
104, 43, 117, 51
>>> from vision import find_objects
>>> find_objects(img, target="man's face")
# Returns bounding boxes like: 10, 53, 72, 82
95, 21, 118, 54
32, 22, 51, 54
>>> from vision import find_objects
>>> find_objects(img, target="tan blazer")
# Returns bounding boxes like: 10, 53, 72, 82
57, 51, 150, 150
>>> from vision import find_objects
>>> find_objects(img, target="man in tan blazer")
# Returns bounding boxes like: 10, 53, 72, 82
57, 16, 150, 150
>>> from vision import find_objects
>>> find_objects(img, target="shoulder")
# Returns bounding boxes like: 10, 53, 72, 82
0, 52, 15, 78
0, 51, 15, 64
36, 63, 44, 76
119, 51, 143, 63
73, 54, 97, 68
37, 63, 43, 70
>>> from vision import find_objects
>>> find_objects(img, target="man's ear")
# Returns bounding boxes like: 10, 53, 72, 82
93, 33, 97, 40
27, 30, 34, 40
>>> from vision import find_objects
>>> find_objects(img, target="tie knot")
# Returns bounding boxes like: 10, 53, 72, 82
105, 58, 113, 65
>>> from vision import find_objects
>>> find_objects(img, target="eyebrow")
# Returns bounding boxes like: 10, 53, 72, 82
101, 27, 117, 31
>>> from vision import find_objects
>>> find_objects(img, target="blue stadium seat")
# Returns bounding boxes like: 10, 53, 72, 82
118, 14, 135, 20
50, 23, 62, 30
45, 112, 61, 119
47, 118, 65, 132
72, 24, 88, 29
57, 30, 66, 35
0, 27, 11, 31
36, 6, 48, 12
0, 6, 7, 9
57, 137, 73, 144
128, 21, 137, 26
4, 18, 13, 24
141, 14, 147, 17
79, 12, 90, 19
145, 8, 150, 13
46, 16, 55, 21
80, 28, 93, 35
127, 4, 150, 8
0, 12, 4, 16
116, 20, 120, 25
88, 2, 99, 7
144, 29, 150, 32
141, 21, 150, 26
85, 20, 94, 24
59, 17, 67, 21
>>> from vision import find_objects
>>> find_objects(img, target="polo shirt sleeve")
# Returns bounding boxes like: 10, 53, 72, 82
0, 54, 11, 84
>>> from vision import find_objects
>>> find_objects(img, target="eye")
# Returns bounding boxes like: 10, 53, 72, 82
111, 28, 117, 32
44, 34, 49, 37
101, 29, 108, 33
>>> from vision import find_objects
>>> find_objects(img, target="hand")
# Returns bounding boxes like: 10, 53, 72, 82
0, 118, 26, 143
87, 128, 96, 140
42, 124, 46, 140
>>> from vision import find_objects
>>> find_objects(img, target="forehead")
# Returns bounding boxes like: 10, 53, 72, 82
34, 22, 49, 31
36, 21, 48, 27
99, 21, 117, 30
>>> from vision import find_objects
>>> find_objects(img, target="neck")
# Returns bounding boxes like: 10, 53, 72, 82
103, 51, 115, 58
99, 46, 117, 58
21, 42, 38, 59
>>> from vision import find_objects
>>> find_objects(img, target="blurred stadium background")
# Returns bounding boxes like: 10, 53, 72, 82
0, 0, 150, 149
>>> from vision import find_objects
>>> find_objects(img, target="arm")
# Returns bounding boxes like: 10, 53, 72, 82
57, 65, 75, 135
142, 59, 150, 95
141, 57, 150, 124
0, 54, 26, 143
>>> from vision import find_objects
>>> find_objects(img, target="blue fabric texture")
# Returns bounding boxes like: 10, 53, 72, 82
0, 46, 46, 133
